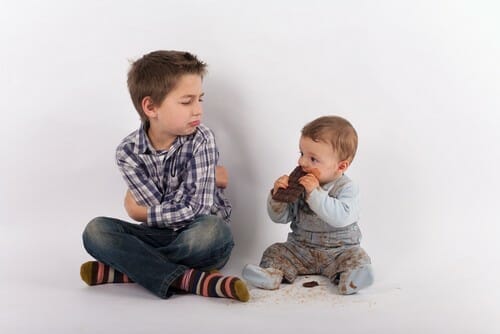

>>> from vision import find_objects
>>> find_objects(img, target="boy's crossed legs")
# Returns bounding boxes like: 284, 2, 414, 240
243, 240, 373, 295
81, 215, 249, 302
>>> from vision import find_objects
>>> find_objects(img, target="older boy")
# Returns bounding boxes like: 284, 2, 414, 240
80, 50, 249, 302
243, 116, 373, 295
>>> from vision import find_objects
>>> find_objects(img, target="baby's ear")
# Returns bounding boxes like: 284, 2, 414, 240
338, 160, 349, 172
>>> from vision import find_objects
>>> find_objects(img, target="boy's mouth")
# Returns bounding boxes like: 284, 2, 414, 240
189, 120, 200, 127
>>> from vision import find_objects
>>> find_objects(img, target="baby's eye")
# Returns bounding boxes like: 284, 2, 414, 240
311, 157, 318, 163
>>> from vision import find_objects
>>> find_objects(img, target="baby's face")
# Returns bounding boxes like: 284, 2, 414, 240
297, 136, 344, 184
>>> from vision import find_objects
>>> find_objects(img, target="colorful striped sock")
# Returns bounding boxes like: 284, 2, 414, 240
80, 261, 133, 286
176, 269, 249, 302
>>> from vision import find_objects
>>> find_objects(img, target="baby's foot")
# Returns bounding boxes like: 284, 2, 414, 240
242, 264, 283, 290
338, 264, 374, 295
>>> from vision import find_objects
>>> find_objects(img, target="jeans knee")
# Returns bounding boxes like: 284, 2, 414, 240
82, 216, 117, 254
190, 216, 234, 252
83, 216, 104, 240
171, 216, 234, 268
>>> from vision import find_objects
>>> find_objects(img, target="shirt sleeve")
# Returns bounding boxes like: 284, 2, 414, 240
266, 191, 292, 224
116, 145, 162, 207
306, 181, 360, 228
148, 137, 217, 228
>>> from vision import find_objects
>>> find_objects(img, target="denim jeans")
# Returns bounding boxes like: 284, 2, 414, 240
82, 215, 234, 298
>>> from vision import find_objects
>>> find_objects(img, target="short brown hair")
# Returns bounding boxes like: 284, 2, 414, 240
127, 50, 207, 124
301, 115, 358, 163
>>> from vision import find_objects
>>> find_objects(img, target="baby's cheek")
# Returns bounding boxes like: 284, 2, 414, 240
310, 168, 321, 179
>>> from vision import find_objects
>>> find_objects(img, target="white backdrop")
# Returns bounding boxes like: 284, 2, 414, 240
2, 1, 500, 333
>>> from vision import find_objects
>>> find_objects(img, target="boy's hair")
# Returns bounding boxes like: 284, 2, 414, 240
301, 115, 358, 163
127, 50, 207, 124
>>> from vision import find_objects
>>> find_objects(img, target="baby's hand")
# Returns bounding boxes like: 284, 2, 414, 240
272, 175, 289, 196
299, 173, 320, 195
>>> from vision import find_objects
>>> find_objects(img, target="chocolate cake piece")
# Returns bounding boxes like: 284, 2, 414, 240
272, 166, 307, 203
302, 280, 319, 288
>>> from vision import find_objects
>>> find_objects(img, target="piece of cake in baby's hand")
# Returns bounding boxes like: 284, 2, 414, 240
272, 166, 307, 203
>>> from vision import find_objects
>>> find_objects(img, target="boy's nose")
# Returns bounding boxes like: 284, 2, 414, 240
193, 103, 203, 116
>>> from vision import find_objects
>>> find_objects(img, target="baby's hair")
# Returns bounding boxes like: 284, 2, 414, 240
127, 50, 207, 125
301, 116, 358, 163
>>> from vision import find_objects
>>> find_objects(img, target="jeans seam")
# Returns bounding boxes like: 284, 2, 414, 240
159, 265, 187, 298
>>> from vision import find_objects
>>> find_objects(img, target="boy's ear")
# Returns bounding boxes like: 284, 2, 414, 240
338, 160, 349, 173
141, 96, 156, 118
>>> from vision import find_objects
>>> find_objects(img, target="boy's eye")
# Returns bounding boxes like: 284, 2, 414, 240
311, 157, 318, 163
180, 98, 203, 105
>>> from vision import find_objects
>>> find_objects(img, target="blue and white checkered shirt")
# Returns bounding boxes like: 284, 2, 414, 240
116, 124, 231, 229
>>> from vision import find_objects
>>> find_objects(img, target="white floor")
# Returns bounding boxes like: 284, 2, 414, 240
2, 222, 499, 334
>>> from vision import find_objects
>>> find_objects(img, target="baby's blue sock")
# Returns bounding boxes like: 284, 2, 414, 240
338, 264, 374, 295
242, 264, 283, 290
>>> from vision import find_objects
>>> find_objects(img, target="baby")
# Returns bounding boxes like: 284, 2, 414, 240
243, 115, 373, 295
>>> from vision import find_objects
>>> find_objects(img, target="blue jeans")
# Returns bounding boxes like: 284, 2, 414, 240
82, 215, 234, 298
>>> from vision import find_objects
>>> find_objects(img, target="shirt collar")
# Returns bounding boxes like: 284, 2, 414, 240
136, 124, 152, 154
321, 174, 345, 192
135, 124, 192, 155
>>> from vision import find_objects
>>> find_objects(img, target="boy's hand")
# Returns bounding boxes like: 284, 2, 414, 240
299, 173, 320, 196
272, 175, 289, 196
125, 190, 148, 223
215, 165, 229, 189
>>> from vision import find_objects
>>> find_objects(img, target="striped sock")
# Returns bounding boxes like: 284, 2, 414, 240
176, 269, 249, 302
80, 261, 133, 286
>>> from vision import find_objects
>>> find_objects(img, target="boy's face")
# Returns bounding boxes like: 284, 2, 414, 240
149, 74, 204, 138
297, 135, 348, 185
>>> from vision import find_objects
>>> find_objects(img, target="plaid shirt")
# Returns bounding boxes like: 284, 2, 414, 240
116, 124, 231, 229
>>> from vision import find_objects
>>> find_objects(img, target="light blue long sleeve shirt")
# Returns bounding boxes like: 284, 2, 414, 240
267, 174, 360, 229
